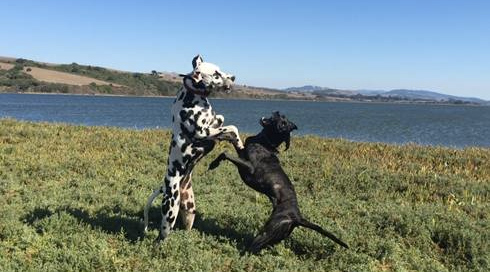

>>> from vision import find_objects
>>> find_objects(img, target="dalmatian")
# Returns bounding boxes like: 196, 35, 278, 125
144, 55, 244, 242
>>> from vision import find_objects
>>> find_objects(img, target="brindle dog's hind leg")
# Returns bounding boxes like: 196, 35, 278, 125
249, 215, 295, 254
179, 173, 196, 230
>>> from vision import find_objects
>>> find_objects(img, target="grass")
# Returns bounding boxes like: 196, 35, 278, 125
0, 119, 488, 271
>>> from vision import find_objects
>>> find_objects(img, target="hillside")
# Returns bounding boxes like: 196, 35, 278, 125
1, 57, 488, 104
286, 85, 489, 105
0, 57, 181, 96
382, 89, 487, 104
0, 57, 293, 100
0, 119, 488, 271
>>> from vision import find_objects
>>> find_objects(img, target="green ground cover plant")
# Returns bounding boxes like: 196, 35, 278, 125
0, 119, 488, 271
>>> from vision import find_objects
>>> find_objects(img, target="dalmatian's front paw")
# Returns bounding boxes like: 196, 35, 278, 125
215, 132, 235, 142
153, 234, 165, 246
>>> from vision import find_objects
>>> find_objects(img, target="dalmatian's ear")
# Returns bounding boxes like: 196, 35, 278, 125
192, 55, 203, 69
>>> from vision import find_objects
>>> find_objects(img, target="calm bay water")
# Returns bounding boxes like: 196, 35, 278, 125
1, 93, 489, 148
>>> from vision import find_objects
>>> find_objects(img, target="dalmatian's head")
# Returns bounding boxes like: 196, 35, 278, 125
260, 111, 298, 151
183, 55, 236, 94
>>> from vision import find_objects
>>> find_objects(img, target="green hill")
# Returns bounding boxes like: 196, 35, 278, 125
0, 57, 181, 96
0, 57, 288, 99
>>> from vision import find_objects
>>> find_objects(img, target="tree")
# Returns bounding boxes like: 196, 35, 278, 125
70, 63, 80, 73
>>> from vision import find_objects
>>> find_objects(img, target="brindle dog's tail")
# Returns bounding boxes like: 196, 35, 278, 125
298, 218, 349, 249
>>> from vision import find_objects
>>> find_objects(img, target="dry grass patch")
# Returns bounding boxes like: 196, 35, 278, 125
0, 62, 15, 70
23, 66, 122, 87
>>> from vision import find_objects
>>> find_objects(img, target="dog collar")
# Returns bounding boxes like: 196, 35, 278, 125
259, 131, 279, 153
182, 76, 211, 97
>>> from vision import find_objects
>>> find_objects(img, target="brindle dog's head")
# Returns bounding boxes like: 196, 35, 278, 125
182, 55, 236, 94
260, 111, 298, 150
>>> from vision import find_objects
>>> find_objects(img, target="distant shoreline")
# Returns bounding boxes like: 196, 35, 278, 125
1, 91, 486, 107
2, 117, 489, 150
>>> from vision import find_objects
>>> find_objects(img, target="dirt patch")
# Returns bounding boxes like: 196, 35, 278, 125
23, 66, 121, 86
0, 62, 15, 70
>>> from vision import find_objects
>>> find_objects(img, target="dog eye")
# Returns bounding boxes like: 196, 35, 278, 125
214, 71, 221, 79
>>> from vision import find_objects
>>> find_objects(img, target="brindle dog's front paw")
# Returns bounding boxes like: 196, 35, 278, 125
208, 153, 226, 170
208, 159, 221, 171
153, 235, 165, 246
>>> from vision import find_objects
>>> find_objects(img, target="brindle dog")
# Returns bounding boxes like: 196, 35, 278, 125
209, 112, 348, 253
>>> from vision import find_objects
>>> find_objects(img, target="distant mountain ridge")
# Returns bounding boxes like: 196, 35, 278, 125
283, 85, 326, 92
284, 85, 488, 104
381, 89, 486, 103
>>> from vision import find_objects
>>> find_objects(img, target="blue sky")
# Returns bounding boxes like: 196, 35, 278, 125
1, 0, 489, 99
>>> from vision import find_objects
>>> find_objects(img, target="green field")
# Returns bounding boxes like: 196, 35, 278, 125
0, 119, 488, 271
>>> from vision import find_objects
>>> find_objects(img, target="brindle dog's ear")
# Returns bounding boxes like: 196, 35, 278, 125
260, 117, 270, 127
284, 133, 291, 151
284, 122, 296, 151
192, 55, 203, 69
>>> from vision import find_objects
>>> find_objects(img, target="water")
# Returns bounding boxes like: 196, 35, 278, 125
1, 93, 489, 148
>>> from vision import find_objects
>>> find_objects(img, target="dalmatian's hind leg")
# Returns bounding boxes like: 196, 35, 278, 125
158, 176, 181, 242
179, 173, 196, 230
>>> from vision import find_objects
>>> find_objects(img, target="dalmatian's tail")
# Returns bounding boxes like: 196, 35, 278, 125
144, 187, 163, 232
